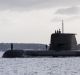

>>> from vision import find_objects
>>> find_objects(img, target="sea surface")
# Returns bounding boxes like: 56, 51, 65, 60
0, 52, 80, 75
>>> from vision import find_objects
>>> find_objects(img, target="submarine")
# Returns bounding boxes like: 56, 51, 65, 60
2, 22, 80, 57
2, 29, 80, 58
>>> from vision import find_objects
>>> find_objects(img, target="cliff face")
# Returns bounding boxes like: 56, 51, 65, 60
0, 43, 47, 51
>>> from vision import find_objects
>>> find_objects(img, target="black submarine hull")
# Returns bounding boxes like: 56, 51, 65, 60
2, 30, 79, 58
2, 50, 80, 58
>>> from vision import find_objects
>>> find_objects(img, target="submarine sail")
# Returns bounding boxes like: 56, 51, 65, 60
49, 33, 77, 51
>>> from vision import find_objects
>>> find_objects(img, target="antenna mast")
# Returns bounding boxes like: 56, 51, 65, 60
62, 20, 64, 33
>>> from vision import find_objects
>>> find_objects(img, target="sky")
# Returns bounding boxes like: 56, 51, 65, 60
0, 0, 80, 44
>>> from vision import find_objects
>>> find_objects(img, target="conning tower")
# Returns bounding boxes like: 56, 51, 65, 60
49, 29, 77, 51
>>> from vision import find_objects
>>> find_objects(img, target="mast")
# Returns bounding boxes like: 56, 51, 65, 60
11, 43, 13, 50
62, 20, 64, 33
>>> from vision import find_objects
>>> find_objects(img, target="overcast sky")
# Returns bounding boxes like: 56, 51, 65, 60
0, 0, 80, 44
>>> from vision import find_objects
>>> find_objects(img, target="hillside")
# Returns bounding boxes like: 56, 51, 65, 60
0, 43, 48, 51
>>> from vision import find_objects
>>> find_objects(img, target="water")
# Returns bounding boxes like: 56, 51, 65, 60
0, 52, 80, 75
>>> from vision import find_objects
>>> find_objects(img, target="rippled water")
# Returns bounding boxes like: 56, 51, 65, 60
0, 52, 80, 75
